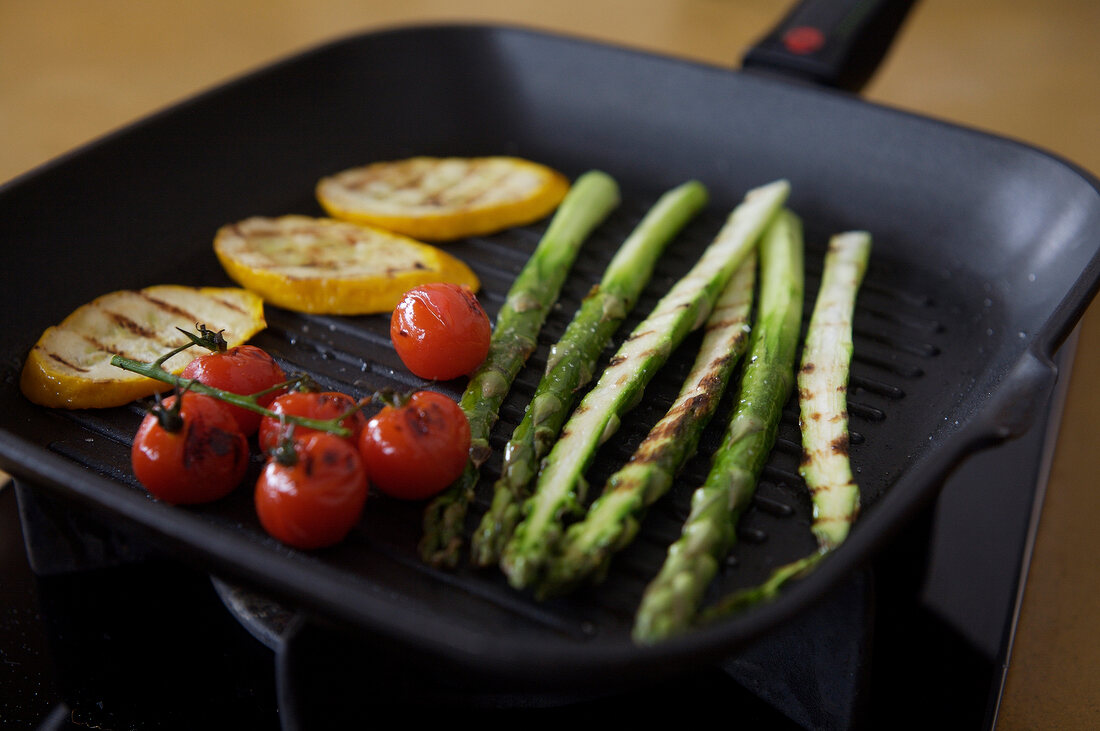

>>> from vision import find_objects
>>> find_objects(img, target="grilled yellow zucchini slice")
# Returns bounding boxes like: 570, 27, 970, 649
213, 215, 479, 315
21, 285, 266, 409
315, 156, 569, 241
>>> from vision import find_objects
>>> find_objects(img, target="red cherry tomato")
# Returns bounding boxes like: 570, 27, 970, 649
131, 393, 249, 504
255, 432, 369, 549
358, 390, 471, 500
390, 283, 491, 380
258, 391, 367, 452
180, 344, 286, 435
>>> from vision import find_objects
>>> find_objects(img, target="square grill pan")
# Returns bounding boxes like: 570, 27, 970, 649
1, 25, 1099, 687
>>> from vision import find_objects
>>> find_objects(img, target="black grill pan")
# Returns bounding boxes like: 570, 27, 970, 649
2, 14, 1100, 688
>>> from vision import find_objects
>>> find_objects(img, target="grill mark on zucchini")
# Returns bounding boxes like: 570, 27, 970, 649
390, 169, 429, 193
207, 296, 250, 316
79, 335, 124, 357
138, 293, 199, 322
103, 310, 159, 341
45, 350, 90, 373
450, 165, 519, 209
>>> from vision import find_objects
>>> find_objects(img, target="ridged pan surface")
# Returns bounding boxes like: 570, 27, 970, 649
1, 25, 1099, 685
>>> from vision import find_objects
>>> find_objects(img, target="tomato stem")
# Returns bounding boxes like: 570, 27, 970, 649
370, 388, 413, 410
111, 353, 354, 437
150, 325, 228, 370
176, 324, 229, 353
151, 387, 186, 433
286, 374, 321, 393
151, 342, 198, 370
252, 377, 308, 400
270, 429, 300, 466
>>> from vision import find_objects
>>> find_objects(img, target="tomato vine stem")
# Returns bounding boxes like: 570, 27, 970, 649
110, 351, 353, 438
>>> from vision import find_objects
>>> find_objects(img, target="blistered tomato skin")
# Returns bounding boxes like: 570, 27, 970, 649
180, 344, 286, 435
131, 393, 249, 504
358, 391, 471, 500
390, 283, 491, 380
258, 391, 367, 452
254, 432, 369, 549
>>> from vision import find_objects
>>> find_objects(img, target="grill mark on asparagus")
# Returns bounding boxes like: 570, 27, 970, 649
815, 511, 857, 523
619, 389, 715, 473
703, 317, 746, 332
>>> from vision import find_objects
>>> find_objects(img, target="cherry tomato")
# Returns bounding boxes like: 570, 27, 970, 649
258, 390, 367, 452
131, 392, 249, 504
358, 390, 471, 500
180, 344, 286, 435
255, 432, 369, 549
390, 283, 491, 380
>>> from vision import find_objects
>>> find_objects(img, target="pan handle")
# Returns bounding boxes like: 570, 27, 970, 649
742, 0, 919, 93
976, 348, 1060, 444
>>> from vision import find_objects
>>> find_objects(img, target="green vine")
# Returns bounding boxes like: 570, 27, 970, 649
110, 325, 357, 437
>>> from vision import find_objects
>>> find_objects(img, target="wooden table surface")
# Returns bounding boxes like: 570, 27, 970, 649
2, 1, 1097, 726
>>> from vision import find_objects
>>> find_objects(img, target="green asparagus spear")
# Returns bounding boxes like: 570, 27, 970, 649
798, 230, 871, 550
470, 180, 709, 567
419, 170, 620, 568
696, 552, 823, 620
694, 230, 871, 628
500, 180, 790, 590
632, 208, 804, 644
538, 250, 757, 596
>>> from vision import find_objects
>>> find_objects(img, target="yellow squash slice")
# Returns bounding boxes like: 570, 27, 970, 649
21, 285, 266, 409
213, 215, 479, 315
315, 156, 570, 241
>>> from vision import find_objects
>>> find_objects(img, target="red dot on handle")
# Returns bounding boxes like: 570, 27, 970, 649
782, 26, 826, 55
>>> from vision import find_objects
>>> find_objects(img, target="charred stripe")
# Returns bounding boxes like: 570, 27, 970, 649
137, 293, 199, 322
45, 350, 91, 373
80, 334, 124, 356
103, 310, 160, 341
831, 434, 850, 455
